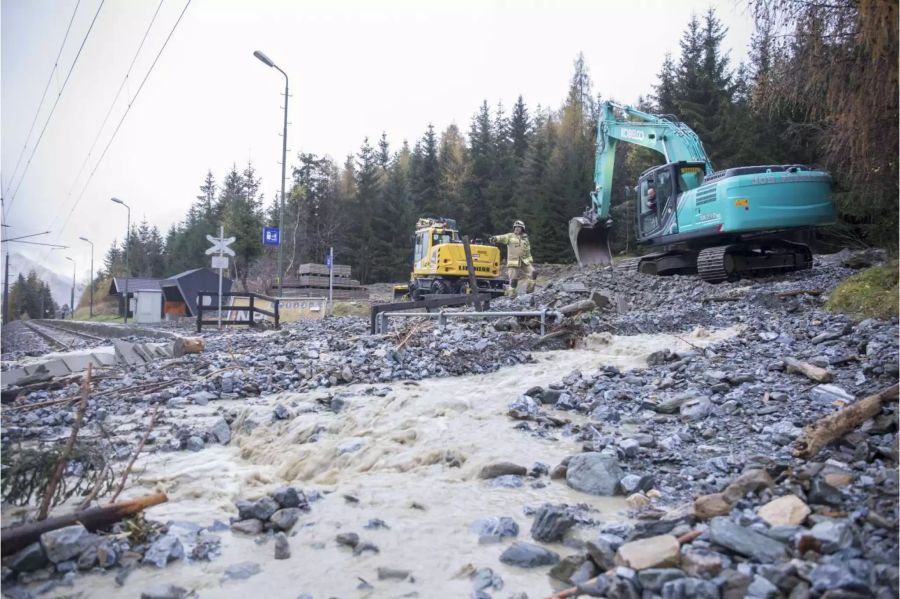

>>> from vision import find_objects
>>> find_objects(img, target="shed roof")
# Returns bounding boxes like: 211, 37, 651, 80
109, 277, 163, 296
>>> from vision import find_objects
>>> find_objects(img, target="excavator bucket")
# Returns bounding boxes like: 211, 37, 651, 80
569, 216, 612, 267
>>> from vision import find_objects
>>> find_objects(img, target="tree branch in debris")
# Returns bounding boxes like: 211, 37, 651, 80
110, 403, 162, 503
793, 383, 899, 460
36, 364, 92, 520
783, 357, 833, 383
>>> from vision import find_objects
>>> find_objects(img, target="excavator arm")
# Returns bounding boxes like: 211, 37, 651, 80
569, 101, 713, 266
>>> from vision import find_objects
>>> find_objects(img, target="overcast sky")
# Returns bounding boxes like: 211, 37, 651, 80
1, 0, 755, 281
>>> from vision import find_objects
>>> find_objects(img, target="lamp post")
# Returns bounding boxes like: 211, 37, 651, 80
79, 236, 94, 318
65, 256, 75, 319
253, 49, 288, 298
111, 197, 131, 323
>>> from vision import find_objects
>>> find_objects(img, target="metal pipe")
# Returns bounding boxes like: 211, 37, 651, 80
376, 309, 562, 335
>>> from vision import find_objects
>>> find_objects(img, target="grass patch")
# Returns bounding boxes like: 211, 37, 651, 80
330, 302, 370, 318
826, 260, 899, 321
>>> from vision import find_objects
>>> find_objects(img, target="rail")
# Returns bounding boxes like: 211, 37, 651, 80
369, 293, 492, 334
374, 308, 563, 335
196, 292, 280, 332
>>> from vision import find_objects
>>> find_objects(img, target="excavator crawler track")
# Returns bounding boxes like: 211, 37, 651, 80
697, 245, 735, 283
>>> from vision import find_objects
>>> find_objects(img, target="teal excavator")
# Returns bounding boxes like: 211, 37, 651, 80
569, 101, 836, 282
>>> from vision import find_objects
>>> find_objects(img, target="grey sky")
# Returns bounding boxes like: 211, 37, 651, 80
1, 0, 754, 282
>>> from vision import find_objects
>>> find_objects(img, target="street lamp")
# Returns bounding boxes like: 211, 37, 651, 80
79, 236, 94, 318
111, 197, 131, 323
253, 49, 288, 298
65, 256, 75, 319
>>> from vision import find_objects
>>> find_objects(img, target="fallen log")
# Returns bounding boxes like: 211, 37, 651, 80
1, 493, 167, 557
545, 530, 702, 599
793, 383, 899, 460
531, 329, 576, 349
558, 299, 597, 318
783, 357, 833, 383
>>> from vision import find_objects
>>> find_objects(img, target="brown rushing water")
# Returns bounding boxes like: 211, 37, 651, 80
47, 326, 739, 598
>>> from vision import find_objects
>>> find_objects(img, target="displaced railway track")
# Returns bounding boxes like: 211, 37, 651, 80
23, 321, 106, 351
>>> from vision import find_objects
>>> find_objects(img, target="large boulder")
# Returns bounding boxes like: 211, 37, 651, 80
565, 452, 624, 496
40, 524, 96, 564
614, 535, 680, 570
499, 542, 560, 568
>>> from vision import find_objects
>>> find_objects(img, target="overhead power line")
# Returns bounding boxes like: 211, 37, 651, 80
53, 0, 193, 242
5, 0, 106, 216
58, 0, 166, 223
2, 0, 82, 202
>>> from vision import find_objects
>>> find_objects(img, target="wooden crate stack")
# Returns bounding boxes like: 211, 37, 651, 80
278, 263, 368, 300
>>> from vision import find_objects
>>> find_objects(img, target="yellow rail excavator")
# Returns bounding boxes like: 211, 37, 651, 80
393, 217, 508, 300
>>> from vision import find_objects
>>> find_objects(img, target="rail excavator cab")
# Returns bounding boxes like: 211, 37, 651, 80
569, 216, 612, 267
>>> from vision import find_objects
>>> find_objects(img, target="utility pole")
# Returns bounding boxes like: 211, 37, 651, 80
111, 198, 130, 323
79, 237, 94, 318
3, 253, 8, 324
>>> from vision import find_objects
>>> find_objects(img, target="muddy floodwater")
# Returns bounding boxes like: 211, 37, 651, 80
50, 327, 738, 598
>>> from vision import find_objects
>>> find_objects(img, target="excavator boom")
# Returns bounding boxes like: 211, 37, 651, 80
570, 101, 713, 266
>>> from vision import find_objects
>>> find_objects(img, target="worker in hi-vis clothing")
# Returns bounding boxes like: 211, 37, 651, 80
490, 220, 535, 296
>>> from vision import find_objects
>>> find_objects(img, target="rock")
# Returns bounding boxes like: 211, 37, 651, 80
654, 392, 697, 414
185, 436, 204, 452
470, 517, 519, 543
271, 487, 305, 509
530, 506, 576, 543
508, 395, 541, 419
246, 496, 279, 521
377, 567, 411, 580
586, 536, 618, 570
142, 534, 184, 568
76, 546, 98, 570
499, 542, 560, 568
808, 479, 843, 506
708, 517, 787, 563
140, 584, 189, 599
719, 568, 753, 599
491, 474, 523, 488
222, 561, 262, 581
230, 519, 264, 535
618, 438, 641, 458
722, 469, 775, 503
694, 492, 732, 519
40, 525, 95, 564
352, 541, 380, 556
747, 574, 779, 598
810, 520, 855, 553
638, 568, 687, 592
275, 532, 291, 559
681, 548, 723, 578
479, 462, 528, 479
273, 404, 290, 420
626, 492, 650, 509
757, 494, 810, 526
565, 452, 624, 496
614, 535, 680, 570
269, 508, 302, 531
96, 540, 119, 569
208, 417, 231, 444
8, 542, 48, 573
680, 397, 712, 421
549, 555, 587, 584
823, 471, 854, 488
810, 564, 870, 594
336, 532, 360, 548
471, 567, 503, 592
661, 577, 720, 599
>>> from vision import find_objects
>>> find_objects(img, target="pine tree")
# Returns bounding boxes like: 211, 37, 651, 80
437, 124, 472, 230
466, 101, 494, 235
510, 95, 531, 165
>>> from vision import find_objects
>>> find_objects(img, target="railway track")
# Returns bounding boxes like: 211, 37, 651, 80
22, 321, 107, 351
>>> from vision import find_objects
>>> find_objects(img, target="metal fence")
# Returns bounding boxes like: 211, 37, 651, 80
196, 292, 280, 332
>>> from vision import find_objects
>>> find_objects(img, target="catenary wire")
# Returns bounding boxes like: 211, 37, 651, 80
5, 0, 106, 216
2, 0, 83, 207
